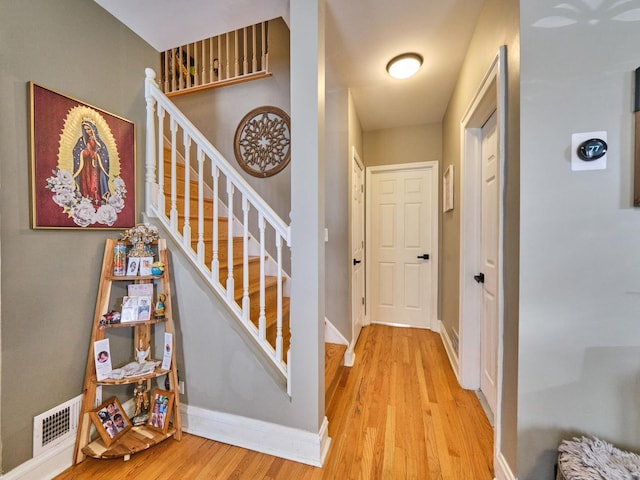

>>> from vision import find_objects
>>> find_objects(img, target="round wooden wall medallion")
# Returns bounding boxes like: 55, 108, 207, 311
233, 106, 291, 178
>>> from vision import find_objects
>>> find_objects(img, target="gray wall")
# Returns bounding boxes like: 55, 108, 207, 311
441, 0, 520, 473
324, 88, 363, 343
519, 1, 640, 478
0, 0, 158, 471
363, 123, 442, 167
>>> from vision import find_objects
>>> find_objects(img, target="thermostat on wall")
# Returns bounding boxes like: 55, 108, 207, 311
571, 131, 607, 171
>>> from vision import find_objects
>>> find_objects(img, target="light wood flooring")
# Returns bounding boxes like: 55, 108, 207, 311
55, 325, 494, 479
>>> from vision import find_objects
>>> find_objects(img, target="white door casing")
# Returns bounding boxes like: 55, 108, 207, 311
459, 46, 507, 472
480, 111, 499, 416
366, 162, 438, 330
351, 147, 365, 345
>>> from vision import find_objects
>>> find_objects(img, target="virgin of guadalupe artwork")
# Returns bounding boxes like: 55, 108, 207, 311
29, 83, 135, 229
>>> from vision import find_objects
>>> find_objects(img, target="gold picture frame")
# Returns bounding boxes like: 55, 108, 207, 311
28, 82, 136, 229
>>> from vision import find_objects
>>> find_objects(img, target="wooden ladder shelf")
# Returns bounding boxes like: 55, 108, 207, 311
73, 238, 182, 463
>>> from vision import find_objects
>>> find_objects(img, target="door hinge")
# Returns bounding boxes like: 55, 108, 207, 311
362, 297, 365, 305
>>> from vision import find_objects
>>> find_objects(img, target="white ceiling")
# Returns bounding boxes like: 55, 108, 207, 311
95, 0, 485, 131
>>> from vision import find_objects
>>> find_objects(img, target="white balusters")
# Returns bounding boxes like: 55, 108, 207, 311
242, 196, 250, 321
211, 165, 220, 283
226, 178, 235, 300
145, 69, 291, 384
169, 119, 178, 229
160, 22, 271, 95
258, 214, 266, 340
275, 233, 283, 362
196, 147, 205, 264
182, 132, 192, 247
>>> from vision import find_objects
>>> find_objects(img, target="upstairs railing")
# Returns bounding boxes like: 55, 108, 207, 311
144, 68, 291, 388
160, 22, 270, 96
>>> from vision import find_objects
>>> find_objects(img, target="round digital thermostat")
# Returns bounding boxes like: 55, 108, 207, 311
577, 138, 607, 161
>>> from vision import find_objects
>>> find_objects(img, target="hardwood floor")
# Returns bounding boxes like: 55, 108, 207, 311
55, 325, 494, 479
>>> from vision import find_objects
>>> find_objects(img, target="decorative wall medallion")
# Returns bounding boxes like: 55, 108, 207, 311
234, 106, 291, 177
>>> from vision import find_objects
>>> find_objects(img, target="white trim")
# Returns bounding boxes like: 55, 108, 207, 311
494, 451, 517, 480
182, 404, 331, 467
459, 45, 508, 478
365, 161, 439, 331
350, 146, 365, 354
0, 437, 73, 480
439, 320, 460, 382
324, 318, 355, 367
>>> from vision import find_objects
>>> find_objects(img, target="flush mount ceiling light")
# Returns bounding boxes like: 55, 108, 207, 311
386, 53, 423, 79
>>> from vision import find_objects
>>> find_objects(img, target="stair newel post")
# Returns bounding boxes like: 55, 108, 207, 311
275, 233, 283, 362
144, 68, 158, 216
169, 118, 178, 228
242, 196, 250, 321
258, 213, 267, 340
211, 165, 220, 282
196, 147, 206, 264
226, 178, 235, 300
182, 132, 192, 247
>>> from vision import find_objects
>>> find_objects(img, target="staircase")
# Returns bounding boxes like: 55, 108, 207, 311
144, 68, 292, 390
161, 148, 291, 357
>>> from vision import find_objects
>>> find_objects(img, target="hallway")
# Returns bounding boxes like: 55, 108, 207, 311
56, 325, 493, 479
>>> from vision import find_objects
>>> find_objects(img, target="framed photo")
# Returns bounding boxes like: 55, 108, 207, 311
443, 165, 454, 213
127, 257, 140, 276
28, 82, 135, 229
147, 389, 174, 433
89, 396, 131, 446
139, 256, 153, 276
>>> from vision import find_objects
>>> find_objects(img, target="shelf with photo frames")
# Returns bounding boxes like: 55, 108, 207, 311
73, 237, 182, 463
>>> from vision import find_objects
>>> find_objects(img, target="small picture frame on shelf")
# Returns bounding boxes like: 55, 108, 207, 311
147, 389, 174, 434
126, 257, 139, 276
139, 256, 153, 276
89, 396, 131, 446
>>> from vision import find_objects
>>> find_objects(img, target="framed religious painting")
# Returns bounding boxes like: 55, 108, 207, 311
28, 82, 136, 229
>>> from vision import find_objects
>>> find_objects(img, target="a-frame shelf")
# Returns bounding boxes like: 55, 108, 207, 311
73, 238, 182, 463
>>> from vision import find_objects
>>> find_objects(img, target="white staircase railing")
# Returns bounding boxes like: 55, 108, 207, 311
144, 68, 292, 385
160, 22, 270, 96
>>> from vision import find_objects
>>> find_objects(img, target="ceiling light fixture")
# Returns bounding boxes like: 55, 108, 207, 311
386, 53, 423, 80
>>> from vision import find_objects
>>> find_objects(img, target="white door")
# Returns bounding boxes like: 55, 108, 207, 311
479, 111, 499, 416
369, 166, 434, 328
352, 150, 365, 344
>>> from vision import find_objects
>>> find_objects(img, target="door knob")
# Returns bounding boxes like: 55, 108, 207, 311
353, 258, 362, 266
474, 273, 485, 284
417, 254, 430, 260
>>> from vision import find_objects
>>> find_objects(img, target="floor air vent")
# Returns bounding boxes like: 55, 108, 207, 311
33, 391, 100, 457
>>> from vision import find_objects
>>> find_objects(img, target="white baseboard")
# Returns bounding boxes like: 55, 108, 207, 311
324, 317, 348, 346
494, 451, 517, 480
439, 320, 460, 383
325, 317, 355, 366
0, 437, 74, 480
182, 404, 331, 467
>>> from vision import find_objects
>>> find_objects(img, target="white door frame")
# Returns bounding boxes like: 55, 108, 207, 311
351, 147, 365, 348
459, 46, 507, 470
365, 161, 439, 330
